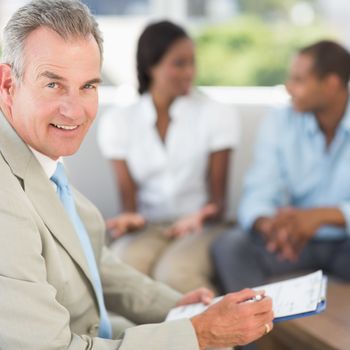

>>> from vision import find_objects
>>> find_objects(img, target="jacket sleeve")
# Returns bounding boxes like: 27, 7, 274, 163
100, 247, 183, 324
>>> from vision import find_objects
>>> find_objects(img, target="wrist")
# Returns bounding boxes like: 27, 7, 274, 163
199, 203, 220, 222
191, 314, 208, 350
311, 208, 346, 227
252, 216, 269, 233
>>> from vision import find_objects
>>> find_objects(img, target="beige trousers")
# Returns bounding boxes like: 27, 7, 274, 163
109, 222, 227, 294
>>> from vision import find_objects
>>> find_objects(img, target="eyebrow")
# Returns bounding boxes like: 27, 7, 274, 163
85, 77, 103, 85
38, 70, 102, 85
38, 71, 65, 81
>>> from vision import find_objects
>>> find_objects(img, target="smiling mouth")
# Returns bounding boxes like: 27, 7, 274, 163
51, 123, 79, 131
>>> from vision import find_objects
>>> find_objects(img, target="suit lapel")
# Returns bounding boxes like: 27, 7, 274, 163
0, 112, 95, 293
25, 157, 95, 285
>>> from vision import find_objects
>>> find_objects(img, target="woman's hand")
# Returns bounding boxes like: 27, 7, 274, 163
166, 203, 219, 238
176, 288, 215, 307
106, 212, 146, 238
166, 212, 204, 238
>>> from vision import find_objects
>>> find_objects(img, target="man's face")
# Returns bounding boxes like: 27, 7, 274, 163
285, 53, 329, 113
6, 27, 101, 160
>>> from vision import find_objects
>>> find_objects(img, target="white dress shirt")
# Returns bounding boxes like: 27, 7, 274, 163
29, 147, 63, 193
98, 89, 240, 221
29, 147, 59, 178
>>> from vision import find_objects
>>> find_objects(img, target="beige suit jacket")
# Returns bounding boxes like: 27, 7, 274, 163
0, 113, 199, 350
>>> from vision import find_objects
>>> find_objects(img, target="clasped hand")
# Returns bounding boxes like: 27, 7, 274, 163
255, 207, 323, 261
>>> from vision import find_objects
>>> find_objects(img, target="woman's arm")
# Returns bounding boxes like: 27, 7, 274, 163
111, 159, 138, 212
167, 149, 232, 237
206, 148, 232, 219
107, 160, 145, 237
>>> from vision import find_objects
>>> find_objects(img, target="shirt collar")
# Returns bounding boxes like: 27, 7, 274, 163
29, 146, 62, 179
304, 95, 350, 136
304, 112, 319, 136
338, 96, 350, 133
140, 93, 157, 125
140, 90, 194, 125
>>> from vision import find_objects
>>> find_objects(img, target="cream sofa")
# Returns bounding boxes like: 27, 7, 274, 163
65, 86, 288, 220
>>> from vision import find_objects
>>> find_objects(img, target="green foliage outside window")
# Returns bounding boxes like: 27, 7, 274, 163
194, 16, 337, 86
236, 0, 317, 19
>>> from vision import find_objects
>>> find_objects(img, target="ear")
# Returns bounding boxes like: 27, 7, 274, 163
0, 64, 16, 108
324, 73, 342, 90
149, 64, 159, 81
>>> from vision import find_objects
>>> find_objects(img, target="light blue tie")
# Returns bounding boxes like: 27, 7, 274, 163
51, 162, 112, 339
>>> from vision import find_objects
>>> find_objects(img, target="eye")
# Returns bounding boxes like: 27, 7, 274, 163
173, 58, 195, 69
83, 83, 96, 90
47, 82, 58, 89
173, 59, 186, 68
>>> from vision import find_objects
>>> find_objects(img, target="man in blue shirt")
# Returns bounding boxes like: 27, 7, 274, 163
212, 40, 350, 292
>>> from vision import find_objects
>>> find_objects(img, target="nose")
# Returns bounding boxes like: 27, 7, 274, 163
285, 79, 293, 96
185, 63, 196, 82
59, 93, 85, 120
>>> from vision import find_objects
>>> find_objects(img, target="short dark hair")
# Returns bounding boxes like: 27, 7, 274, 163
136, 20, 189, 94
299, 40, 350, 86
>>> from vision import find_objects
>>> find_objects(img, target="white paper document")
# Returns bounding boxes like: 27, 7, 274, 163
166, 270, 326, 321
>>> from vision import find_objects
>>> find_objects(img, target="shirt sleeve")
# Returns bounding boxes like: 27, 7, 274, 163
97, 106, 129, 159
238, 108, 290, 231
207, 101, 241, 152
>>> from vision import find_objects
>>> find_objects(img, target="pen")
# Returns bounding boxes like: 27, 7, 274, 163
245, 294, 264, 303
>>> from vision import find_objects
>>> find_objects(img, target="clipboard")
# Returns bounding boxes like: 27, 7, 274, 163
273, 275, 327, 322
166, 271, 327, 322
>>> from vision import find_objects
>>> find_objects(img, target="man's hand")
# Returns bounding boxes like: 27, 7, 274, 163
176, 288, 215, 307
254, 207, 340, 261
254, 212, 298, 261
106, 213, 146, 238
253, 216, 275, 240
191, 289, 273, 349
270, 208, 322, 260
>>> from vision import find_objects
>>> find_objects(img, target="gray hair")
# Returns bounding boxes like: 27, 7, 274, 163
1, 0, 103, 79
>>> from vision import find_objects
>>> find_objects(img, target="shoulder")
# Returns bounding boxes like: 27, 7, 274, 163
198, 91, 240, 132
177, 89, 238, 120
100, 94, 151, 128
98, 97, 146, 139
257, 104, 307, 145
0, 154, 43, 251
263, 104, 301, 129
180, 89, 219, 110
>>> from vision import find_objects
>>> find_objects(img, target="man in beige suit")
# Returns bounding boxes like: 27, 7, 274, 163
0, 1, 273, 349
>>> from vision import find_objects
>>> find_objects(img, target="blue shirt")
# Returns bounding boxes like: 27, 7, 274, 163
238, 101, 350, 239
